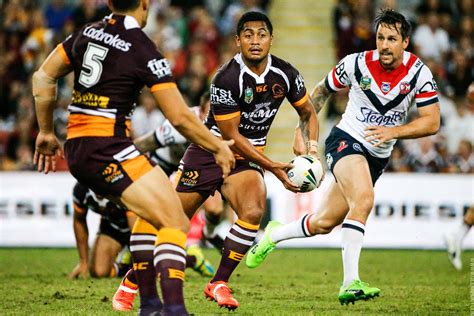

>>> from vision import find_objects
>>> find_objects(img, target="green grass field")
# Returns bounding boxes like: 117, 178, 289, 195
0, 248, 471, 315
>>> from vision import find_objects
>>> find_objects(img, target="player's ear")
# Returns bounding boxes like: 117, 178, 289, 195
107, 0, 113, 10
403, 36, 409, 49
142, 0, 149, 11
235, 34, 240, 47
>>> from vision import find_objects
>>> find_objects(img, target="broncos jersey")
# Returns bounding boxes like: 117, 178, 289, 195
325, 50, 438, 158
58, 14, 176, 140
205, 53, 308, 154
72, 182, 130, 233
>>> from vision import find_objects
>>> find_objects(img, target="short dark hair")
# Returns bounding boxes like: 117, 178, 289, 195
374, 9, 411, 39
110, 0, 140, 11
236, 11, 273, 36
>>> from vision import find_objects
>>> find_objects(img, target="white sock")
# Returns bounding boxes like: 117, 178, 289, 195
452, 221, 472, 247
341, 219, 365, 288
270, 214, 314, 243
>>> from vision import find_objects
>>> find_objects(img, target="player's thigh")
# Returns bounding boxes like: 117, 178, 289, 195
202, 191, 224, 216
177, 191, 208, 219
90, 234, 122, 277
221, 169, 266, 224
121, 166, 188, 232
310, 178, 349, 233
333, 154, 374, 212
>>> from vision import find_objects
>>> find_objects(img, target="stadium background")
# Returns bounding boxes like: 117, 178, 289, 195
0, 0, 472, 247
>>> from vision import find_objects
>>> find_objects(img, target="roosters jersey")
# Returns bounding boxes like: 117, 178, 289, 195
206, 53, 308, 154
325, 50, 438, 158
59, 14, 176, 140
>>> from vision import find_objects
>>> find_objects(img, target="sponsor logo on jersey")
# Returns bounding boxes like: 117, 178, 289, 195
101, 163, 124, 184
256, 85, 268, 93
326, 153, 333, 169
356, 107, 405, 126
241, 102, 276, 124
400, 82, 411, 94
244, 87, 253, 104
72, 90, 110, 108
337, 140, 348, 153
272, 83, 285, 99
179, 169, 200, 187
353, 143, 363, 152
359, 76, 371, 90
210, 84, 237, 106
147, 58, 172, 79
83, 26, 132, 52
381, 82, 391, 93
295, 74, 305, 93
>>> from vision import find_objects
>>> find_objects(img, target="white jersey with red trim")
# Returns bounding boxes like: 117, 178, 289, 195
325, 50, 438, 158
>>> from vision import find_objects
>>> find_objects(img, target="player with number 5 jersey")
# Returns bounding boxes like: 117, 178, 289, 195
31, 1, 235, 315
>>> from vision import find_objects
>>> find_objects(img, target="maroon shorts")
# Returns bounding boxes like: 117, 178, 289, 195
175, 144, 264, 197
65, 137, 155, 197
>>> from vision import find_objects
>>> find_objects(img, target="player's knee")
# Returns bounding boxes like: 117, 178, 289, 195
352, 191, 374, 214
89, 266, 109, 278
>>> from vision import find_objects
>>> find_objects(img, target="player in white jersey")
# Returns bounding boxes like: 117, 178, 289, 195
246, 9, 441, 305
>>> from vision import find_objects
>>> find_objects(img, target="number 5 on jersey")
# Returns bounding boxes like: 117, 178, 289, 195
79, 42, 109, 88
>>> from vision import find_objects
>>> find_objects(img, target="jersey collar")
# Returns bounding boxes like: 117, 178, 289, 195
234, 53, 272, 84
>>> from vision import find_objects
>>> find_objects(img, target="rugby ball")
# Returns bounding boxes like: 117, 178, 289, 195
287, 155, 323, 192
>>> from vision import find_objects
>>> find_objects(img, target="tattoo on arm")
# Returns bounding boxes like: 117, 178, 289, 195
310, 80, 332, 113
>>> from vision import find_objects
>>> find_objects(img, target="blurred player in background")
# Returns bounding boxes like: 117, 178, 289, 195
32, 0, 235, 314
68, 181, 135, 279
444, 206, 473, 270
246, 9, 440, 305
171, 11, 320, 311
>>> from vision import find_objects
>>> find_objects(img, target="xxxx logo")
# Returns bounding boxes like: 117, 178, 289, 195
102, 163, 124, 183
179, 169, 200, 187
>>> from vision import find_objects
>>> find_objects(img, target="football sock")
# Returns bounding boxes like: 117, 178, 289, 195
452, 221, 472, 248
154, 228, 187, 309
341, 219, 365, 288
185, 254, 197, 269
270, 213, 314, 243
211, 219, 259, 283
130, 218, 161, 307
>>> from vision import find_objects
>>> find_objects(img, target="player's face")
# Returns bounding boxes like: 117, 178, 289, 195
376, 23, 409, 70
236, 21, 273, 64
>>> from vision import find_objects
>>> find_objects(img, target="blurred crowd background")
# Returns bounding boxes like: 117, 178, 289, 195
0, 0, 472, 173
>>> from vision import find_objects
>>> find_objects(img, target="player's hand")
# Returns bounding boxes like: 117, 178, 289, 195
214, 139, 236, 178
68, 262, 89, 279
364, 126, 396, 147
269, 161, 300, 193
34, 131, 63, 174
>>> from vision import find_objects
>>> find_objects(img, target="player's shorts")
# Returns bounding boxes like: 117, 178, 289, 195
65, 137, 155, 197
175, 144, 264, 196
98, 217, 131, 247
325, 127, 389, 185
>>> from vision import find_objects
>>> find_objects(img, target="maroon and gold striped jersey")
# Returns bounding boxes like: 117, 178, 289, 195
205, 53, 308, 155
59, 14, 176, 139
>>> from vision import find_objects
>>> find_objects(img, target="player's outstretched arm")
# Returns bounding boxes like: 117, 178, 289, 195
68, 206, 90, 279
32, 46, 72, 173
216, 115, 300, 193
365, 103, 440, 146
151, 88, 235, 177
310, 79, 333, 114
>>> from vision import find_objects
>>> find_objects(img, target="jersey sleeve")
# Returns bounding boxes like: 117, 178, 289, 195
134, 39, 176, 92
414, 66, 439, 107
72, 182, 88, 214
324, 53, 356, 92
58, 32, 80, 65
210, 74, 240, 122
285, 65, 308, 107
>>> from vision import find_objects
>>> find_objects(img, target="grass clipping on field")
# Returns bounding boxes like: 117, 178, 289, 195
0, 248, 470, 315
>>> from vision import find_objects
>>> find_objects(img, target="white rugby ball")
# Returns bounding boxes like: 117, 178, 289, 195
287, 155, 323, 192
